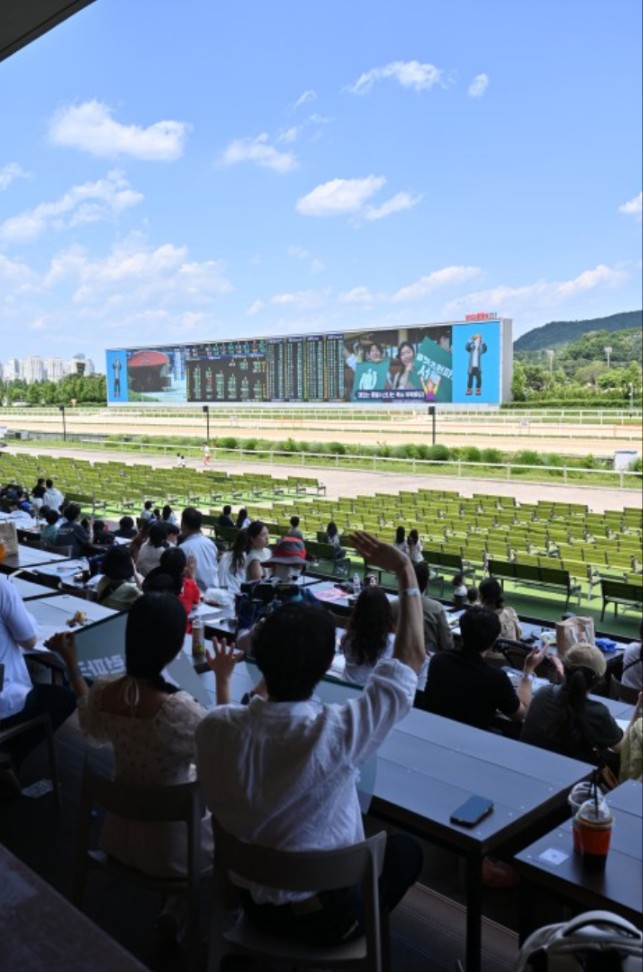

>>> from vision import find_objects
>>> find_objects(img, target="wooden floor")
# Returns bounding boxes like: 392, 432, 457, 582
1, 710, 565, 971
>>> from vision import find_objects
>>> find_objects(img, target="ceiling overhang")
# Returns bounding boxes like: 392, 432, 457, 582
0, 1, 97, 64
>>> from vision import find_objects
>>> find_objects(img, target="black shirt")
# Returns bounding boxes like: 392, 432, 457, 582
218, 515, 234, 527
423, 650, 520, 730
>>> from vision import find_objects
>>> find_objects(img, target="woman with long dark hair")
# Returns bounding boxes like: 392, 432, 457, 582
218, 528, 249, 593
341, 586, 395, 685
95, 545, 141, 610
521, 644, 624, 764
245, 521, 271, 581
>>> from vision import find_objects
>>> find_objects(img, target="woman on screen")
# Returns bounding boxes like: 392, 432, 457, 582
389, 341, 420, 391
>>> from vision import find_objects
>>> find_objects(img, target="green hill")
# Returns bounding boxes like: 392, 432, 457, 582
514, 310, 642, 351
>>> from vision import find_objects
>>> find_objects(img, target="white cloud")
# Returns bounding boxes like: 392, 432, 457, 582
445, 264, 628, 314
346, 60, 445, 95
246, 299, 265, 316
0, 163, 29, 191
619, 191, 642, 221
310, 258, 325, 274
270, 289, 328, 311
219, 133, 298, 173
278, 126, 300, 144
296, 175, 386, 216
293, 89, 317, 110
48, 101, 190, 160
393, 266, 482, 303
468, 73, 490, 98
288, 245, 325, 273
340, 286, 375, 304
0, 171, 142, 244
364, 191, 423, 221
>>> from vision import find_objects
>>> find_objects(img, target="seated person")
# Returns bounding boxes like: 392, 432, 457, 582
393, 526, 408, 555
0, 577, 76, 792
54, 503, 91, 556
287, 515, 304, 540
48, 594, 240, 935
619, 693, 642, 783
90, 519, 115, 546
422, 606, 546, 730
40, 508, 61, 545
236, 507, 251, 530
218, 505, 235, 528
114, 515, 138, 540
161, 504, 180, 527
521, 644, 624, 764
407, 528, 423, 564
245, 521, 271, 581
196, 532, 425, 947
95, 546, 142, 610
179, 507, 219, 592
479, 577, 522, 641
140, 500, 155, 523
136, 521, 170, 577
31, 478, 47, 510
263, 535, 308, 583
217, 530, 248, 595
144, 547, 202, 629
341, 585, 396, 685
4, 497, 34, 526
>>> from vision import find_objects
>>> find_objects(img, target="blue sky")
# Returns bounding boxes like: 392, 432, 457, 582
1, 0, 641, 368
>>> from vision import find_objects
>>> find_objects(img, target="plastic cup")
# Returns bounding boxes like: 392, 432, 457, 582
573, 799, 613, 869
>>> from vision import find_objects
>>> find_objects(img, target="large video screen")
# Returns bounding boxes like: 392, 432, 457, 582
106, 319, 508, 405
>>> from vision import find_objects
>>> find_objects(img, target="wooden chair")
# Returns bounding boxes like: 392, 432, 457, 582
0, 664, 61, 803
208, 820, 388, 972
73, 761, 208, 971
609, 673, 640, 705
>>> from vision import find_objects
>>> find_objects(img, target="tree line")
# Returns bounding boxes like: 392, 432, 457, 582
0, 374, 107, 406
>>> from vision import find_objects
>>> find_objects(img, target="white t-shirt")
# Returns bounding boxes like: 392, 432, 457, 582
0, 578, 38, 719
218, 550, 247, 594
245, 547, 270, 580
622, 641, 642, 690
43, 487, 64, 512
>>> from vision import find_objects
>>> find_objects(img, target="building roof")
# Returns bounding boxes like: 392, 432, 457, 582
0, 1, 96, 64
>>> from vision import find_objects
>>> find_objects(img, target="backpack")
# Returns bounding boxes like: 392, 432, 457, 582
512, 912, 642, 972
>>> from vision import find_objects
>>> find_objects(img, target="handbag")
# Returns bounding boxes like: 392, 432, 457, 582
555, 616, 595, 657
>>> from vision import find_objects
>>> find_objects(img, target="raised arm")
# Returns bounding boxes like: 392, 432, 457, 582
351, 531, 425, 674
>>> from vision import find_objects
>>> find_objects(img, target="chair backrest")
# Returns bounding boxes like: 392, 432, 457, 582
80, 761, 202, 824
41, 541, 74, 557
609, 673, 640, 705
212, 818, 386, 894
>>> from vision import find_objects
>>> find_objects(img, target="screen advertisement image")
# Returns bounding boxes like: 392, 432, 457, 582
107, 319, 508, 406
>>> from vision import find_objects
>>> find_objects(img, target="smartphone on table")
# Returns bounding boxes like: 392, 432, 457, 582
450, 795, 494, 827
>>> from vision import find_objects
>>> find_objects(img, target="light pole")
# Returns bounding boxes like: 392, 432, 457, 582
59, 405, 67, 441
604, 346, 613, 368
545, 349, 555, 372
202, 404, 210, 443
427, 405, 436, 445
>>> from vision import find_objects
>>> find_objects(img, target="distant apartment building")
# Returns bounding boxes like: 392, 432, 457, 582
21, 356, 45, 383
3, 358, 20, 381
44, 357, 66, 382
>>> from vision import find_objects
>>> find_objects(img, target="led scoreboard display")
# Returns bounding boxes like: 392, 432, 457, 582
107, 318, 512, 406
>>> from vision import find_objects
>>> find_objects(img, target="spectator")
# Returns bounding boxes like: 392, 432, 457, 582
195, 532, 424, 948
218, 505, 235, 528
393, 526, 408, 555
136, 521, 170, 578
422, 606, 546, 730
407, 528, 423, 564
521, 644, 624, 764
341, 586, 395, 685
140, 500, 155, 523
179, 507, 218, 592
5, 498, 33, 526
452, 573, 468, 610
54, 503, 91, 557
144, 547, 201, 628
236, 507, 251, 530
43, 479, 64, 513
40, 508, 61, 545
90, 520, 114, 547
466, 585, 480, 608
0, 577, 75, 795
392, 561, 453, 656
288, 515, 304, 540
479, 577, 523, 640
31, 478, 47, 510
621, 621, 642, 691
95, 546, 141, 610
161, 504, 180, 527
114, 516, 138, 540
48, 593, 234, 938
619, 694, 642, 783
245, 521, 271, 581
217, 530, 248, 595
263, 536, 308, 583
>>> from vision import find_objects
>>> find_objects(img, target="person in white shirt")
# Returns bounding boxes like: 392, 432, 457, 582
43, 479, 64, 513
622, 622, 642, 691
179, 507, 218, 592
196, 532, 425, 946
217, 530, 248, 595
0, 577, 75, 784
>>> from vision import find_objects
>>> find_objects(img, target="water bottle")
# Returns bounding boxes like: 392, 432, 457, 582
352, 573, 361, 596
191, 617, 205, 660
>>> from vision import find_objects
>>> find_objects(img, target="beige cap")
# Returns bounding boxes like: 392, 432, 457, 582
564, 643, 607, 679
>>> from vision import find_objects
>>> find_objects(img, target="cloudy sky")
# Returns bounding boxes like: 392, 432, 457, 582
1, 0, 641, 369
